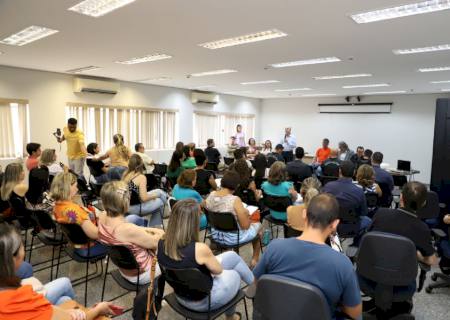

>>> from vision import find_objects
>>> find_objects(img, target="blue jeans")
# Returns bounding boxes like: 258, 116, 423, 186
16, 261, 33, 279
74, 242, 107, 257
125, 214, 148, 227
128, 189, 167, 226
360, 216, 372, 231
176, 251, 254, 316
107, 166, 127, 180
93, 173, 110, 184
44, 277, 75, 305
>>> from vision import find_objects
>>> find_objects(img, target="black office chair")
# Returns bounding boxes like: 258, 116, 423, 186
426, 229, 450, 293
153, 163, 168, 177
252, 274, 331, 320
101, 245, 149, 313
283, 223, 302, 238
365, 192, 379, 218
336, 206, 360, 241
417, 191, 440, 227
146, 173, 159, 191
357, 231, 417, 319
162, 267, 248, 320
57, 223, 107, 306
204, 209, 259, 254
26, 166, 50, 206
262, 193, 292, 239
377, 182, 393, 208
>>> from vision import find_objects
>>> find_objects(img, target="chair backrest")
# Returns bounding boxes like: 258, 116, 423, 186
357, 231, 417, 287
377, 182, 393, 207
108, 245, 140, 270
263, 193, 292, 212
27, 167, 50, 205
205, 162, 218, 172
58, 223, 90, 245
319, 175, 338, 186
365, 192, 379, 208
224, 157, 234, 166
33, 210, 57, 230
236, 188, 258, 206
153, 163, 167, 177
204, 209, 239, 232
253, 274, 331, 320
266, 155, 277, 168
322, 162, 340, 177
417, 191, 440, 220
336, 206, 359, 237
129, 186, 142, 206
283, 224, 302, 238
145, 173, 159, 191
9, 196, 34, 229
162, 267, 213, 301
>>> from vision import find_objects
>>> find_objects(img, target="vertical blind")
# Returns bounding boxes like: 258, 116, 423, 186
0, 99, 29, 158
66, 104, 177, 152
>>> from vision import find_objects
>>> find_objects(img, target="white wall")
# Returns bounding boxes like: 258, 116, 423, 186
0, 65, 261, 166
260, 94, 448, 184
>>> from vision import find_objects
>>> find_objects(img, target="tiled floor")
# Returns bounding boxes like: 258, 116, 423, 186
29, 223, 450, 320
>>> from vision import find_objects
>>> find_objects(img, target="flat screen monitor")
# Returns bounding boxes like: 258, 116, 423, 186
397, 160, 411, 172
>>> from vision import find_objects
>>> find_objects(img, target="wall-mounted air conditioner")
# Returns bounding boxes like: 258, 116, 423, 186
318, 103, 392, 114
191, 91, 219, 104
73, 78, 120, 94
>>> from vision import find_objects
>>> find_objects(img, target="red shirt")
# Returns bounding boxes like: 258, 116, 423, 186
25, 157, 39, 171
315, 147, 331, 164
0, 285, 53, 320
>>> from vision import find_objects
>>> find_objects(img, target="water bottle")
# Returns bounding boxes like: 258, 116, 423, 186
262, 229, 271, 246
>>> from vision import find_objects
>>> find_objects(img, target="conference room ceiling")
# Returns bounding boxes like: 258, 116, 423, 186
1, 0, 450, 99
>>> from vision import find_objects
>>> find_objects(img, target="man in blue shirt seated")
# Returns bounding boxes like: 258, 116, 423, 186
371, 151, 394, 192
322, 160, 370, 234
253, 193, 362, 319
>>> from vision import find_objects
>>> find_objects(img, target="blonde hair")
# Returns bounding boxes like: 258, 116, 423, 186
163, 199, 200, 260
356, 164, 375, 188
123, 154, 144, 177
0, 163, 23, 201
300, 177, 321, 207
113, 134, 130, 161
50, 172, 77, 201
40, 149, 56, 166
100, 181, 130, 217
268, 161, 287, 185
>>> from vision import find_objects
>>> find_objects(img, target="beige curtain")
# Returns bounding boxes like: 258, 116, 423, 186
162, 111, 176, 149
0, 101, 29, 158
0, 102, 15, 158
194, 113, 219, 147
220, 114, 255, 146
141, 110, 161, 149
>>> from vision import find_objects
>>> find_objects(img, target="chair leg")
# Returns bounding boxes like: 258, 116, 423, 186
84, 246, 90, 307
50, 245, 55, 281
28, 233, 34, 262
55, 244, 63, 278
101, 256, 110, 301
243, 297, 249, 320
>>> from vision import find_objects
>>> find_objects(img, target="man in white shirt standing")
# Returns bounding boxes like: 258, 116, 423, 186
280, 127, 296, 163
134, 143, 155, 174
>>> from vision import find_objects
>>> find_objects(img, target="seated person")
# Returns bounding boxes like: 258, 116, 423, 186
25, 142, 41, 171
172, 169, 207, 229
167, 150, 185, 186
313, 138, 331, 165
0, 222, 116, 320
252, 153, 268, 189
371, 151, 394, 192
260, 140, 273, 156
0, 163, 28, 221
51, 171, 107, 257
40, 149, 64, 176
355, 164, 382, 201
97, 181, 164, 284
319, 148, 341, 176
254, 194, 362, 320
360, 149, 373, 166
273, 144, 285, 162
350, 146, 364, 166
204, 139, 221, 167
122, 155, 167, 227
247, 138, 259, 159
261, 161, 298, 221
193, 149, 217, 196
287, 177, 321, 232
369, 182, 438, 289
286, 147, 312, 183
206, 171, 262, 267
233, 159, 262, 206
227, 136, 239, 158
98, 134, 132, 180
86, 143, 110, 184
229, 148, 253, 170
322, 161, 370, 232
181, 145, 196, 169
134, 143, 155, 174
158, 199, 254, 320
338, 141, 355, 162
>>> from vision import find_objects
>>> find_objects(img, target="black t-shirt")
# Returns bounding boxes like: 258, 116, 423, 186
369, 208, 435, 257
87, 158, 105, 177
286, 160, 312, 182
204, 147, 221, 164
194, 169, 213, 195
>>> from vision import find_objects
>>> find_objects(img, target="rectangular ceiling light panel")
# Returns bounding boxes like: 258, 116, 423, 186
116, 53, 172, 64
270, 57, 340, 68
189, 69, 237, 77
199, 29, 287, 49
0, 26, 58, 46
68, 0, 137, 17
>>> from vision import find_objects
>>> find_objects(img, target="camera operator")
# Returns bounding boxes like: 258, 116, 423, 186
56, 118, 87, 178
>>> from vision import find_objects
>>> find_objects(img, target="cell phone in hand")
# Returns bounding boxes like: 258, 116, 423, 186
109, 305, 124, 315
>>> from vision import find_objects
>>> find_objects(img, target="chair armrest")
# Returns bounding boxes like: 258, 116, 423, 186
244, 282, 257, 299
431, 228, 447, 239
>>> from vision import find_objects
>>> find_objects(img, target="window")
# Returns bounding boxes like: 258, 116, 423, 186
0, 99, 29, 159
65, 103, 178, 152
193, 112, 255, 147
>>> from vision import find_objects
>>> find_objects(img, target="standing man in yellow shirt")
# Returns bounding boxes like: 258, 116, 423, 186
57, 118, 87, 178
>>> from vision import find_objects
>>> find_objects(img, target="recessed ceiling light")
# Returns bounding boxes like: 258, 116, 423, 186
68, 0, 137, 17
393, 44, 450, 55
199, 29, 287, 49
418, 66, 450, 72
363, 90, 407, 95
241, 80, 280, 85
442, 89, 450, 92
195, 85, 217, 90
0, 26, 58, 46
301, 93, 337, 97
274, 88, 312, 92
66, 66, 101, 73
351, 0, 450, 24
188, 69, 237, 77
224, 91, 252, 95
139, 77, 171, 82
270, 57, 340, 68
342, 83, 390, 89
313, 73, 372, 80
430, 80, 450, 84
115, 53, 172, 65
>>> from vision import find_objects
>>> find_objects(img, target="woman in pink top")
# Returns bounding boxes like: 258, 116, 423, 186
97, 181, 164, 284
235, 124, 246, 147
